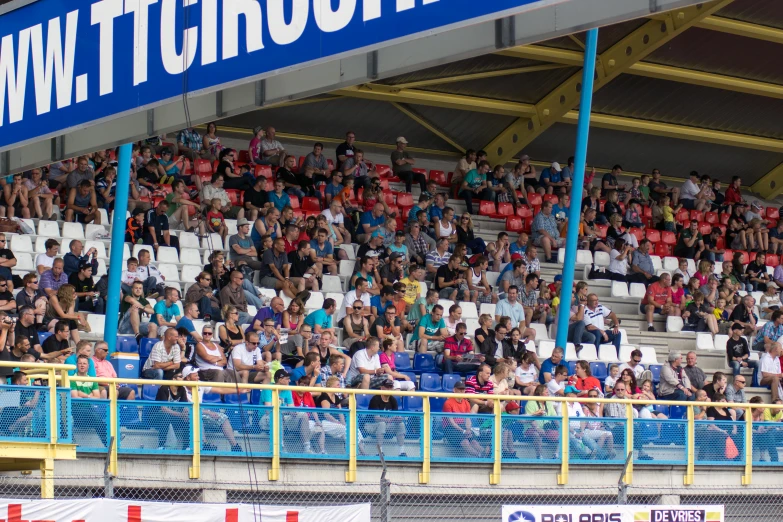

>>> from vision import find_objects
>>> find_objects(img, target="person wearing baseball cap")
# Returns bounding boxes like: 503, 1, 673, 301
540, 161, 567, 195
366, 377, 408, 457
392, 136, 426, 194
441, 380, 493, 457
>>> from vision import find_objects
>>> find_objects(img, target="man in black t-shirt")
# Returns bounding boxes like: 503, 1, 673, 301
673, 220, 704, 259
287, 241, 319, 293
335, 132, 356, 172
435, 256, 465, 301
0, 233, 17, 288
144, 202, 180, 251
276, 156, 305, 200
0, 276, 16, 316
14, 307, 42, 356
726, 323, 757, 376
372, 306, 404, 351
243, 177, 269, 222
356, 234, 388, 263
366, 379, 406, 456
41, 321, 72, 362
68, 262, 104, 314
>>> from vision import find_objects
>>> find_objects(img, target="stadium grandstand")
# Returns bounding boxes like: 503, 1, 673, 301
2, 0, 783, 520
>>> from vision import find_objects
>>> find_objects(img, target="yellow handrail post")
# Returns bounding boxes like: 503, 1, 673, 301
268, 388, 281, 481
108, 384, 118, 476
189, 383, 201, 479
490, 398, 502, 485
623, 403, 634, 484
418, 394, 431, 484
59, 369, 69, 388
47, 369, 57, 445
684, 405, 694, 485
742, 406, 753, 485
345, 393, 357, 483
39, 458, 54, 499
557, 398, 569, 485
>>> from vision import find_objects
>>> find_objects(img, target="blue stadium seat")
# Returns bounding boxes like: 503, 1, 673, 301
38, 332, 52, 345
202, 391, 223, 403
669, 405, 687, 419
116, 336, 138, 353
441, 374, 462, 392
655, 404, 670, 417
413, 353, 436, 373
399, 372, 417, 386
395, 352, 412, 371
139, 337, 156, 358
420, 373, 442, 392
649, 364, 662, 383
403, 395, 423, 412
121, 383, 138, 398
250, 389, 262, 405
142, 384, 159, 401
429, 396, 447, 413
224, 392, 250, 404
589, 362, 607, 382
566, 360, 577, 375
356, 394, 372, 410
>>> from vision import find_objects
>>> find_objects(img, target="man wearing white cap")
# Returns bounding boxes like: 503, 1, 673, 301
391, 137, 426, 194
540, 161, 569, 195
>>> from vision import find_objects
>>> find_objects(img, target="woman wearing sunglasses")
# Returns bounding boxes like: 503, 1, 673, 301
194, 326, 228, 382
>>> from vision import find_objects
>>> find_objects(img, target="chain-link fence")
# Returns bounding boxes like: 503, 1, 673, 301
2, 471, 783, 521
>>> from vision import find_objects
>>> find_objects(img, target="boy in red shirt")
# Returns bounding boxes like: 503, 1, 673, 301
641, 273, 679, 332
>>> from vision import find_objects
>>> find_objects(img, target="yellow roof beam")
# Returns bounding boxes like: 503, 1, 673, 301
334, 84, 537, 118
485, 0, 735, 166
390, 64, 569, 90
750, 162, 783, 200
506, 45, 783, 100
391, 102, 466, 153
697, 16, 783, 46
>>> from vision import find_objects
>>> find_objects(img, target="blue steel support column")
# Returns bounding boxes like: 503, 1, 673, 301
554, 28, 598, 349
104, 143, 133, 353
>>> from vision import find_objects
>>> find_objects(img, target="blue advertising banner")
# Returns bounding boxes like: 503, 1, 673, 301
0, 0, 565, 151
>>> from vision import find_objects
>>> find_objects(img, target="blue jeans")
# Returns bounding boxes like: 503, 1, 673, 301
242, 279, 264, 308
198, 296, 222, 319
590, 329, 621, 351
568, 321, 594, 345
286, 187, 306, 200
143, 368, 164, 380
659, 389, 688, 402
730, 359, 758, 376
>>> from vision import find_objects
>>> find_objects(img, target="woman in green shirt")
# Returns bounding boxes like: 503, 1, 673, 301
523, 384, 559, 459
70, 355, 107, 447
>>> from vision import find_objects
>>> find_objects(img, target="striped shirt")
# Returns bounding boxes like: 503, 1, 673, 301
583, 304, 612, 330
465, 375, 494, 395
142, 341, 182, 371
425, 250, 451, 270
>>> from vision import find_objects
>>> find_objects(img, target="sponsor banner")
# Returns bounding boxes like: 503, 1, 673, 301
0, 498, 371, 521
0, 0, 569, 150
502, 505, 725, 522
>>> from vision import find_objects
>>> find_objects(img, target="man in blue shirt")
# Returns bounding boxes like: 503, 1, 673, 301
370, 285, 395, 318
428, 193, 445, 222
359, 203, 386, 243
539, 346, 564, 384
303, 298, 337, 336
324, 173, 344, 205
261, 369, 294, 406
267, 179, 291, 212
290, 352, 322, 386
152, 287, 182, 333
407, 194, 432, 224
410, 304, 449, 353
251, 297, 285, 331
539, 161, 567, 195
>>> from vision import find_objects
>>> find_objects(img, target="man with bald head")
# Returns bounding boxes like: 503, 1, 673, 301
359, 203, 387, 243
252, 297, 285, 332
760, 342, 783, 402
260, 126, 286, 167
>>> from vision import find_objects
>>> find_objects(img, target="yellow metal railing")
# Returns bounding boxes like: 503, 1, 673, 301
5, 364, 783, 487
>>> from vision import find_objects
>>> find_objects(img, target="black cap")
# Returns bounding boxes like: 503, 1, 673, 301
380, 378, 394, 388
389, 252, 404, 260
78, 261, 92, 271
731, 322, 744, 332
395, 230, 405, 237
274, 369, 290, 382
132, 208, 146, 217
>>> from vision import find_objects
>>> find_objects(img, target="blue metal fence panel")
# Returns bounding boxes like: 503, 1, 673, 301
431, 412, 495, 463
202, 404, 273, 457
751, 421, 783, 466
500, 415, 562, 464
117, 400, 193, 455
565, 417, 625, 465
694, 420, 745, 466
58, 388, 72, 443
0, 385, 50, 443
633, 418, 687, 465
280, 406, 350, 460
72, 398, 110, 452
356, 410, 422, 462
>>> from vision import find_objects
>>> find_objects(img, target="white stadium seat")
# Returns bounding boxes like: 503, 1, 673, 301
339, 260, 355, 278
157, 263, 180, 282
663, 257, 678, 271
529, 323, 549, 341
87, 314, 106, 337
598, 345, 618, 362
84, 241, 107, 258
577, 344, 598, 361
479, 303, 496, 318
459, 302, 478, 320
650, 256, 663, 272
325, 292, 344, 312
180, 249, 202, 266
537, 340, 555, 359
714, 334, 729, 353
178, 233, 201, 249
62, 222, 85, 240
593, 251, 610, 268
180, 265, 202, 283
132, 244, 155, 261
629, 283, 646, 299
696, 333, 715, 351
639, 346, 659, 364
306, 292, 325, 310
322, 275, 343, 293
156, 247, 179, 264
485, 272, 500, 286
15, 253, 33, 271
611, 282, 629, 298
565, 343, 578, 360
666, 316, 684, 333
10, 235, 32, 253
37, 221, 59, 237
618, 345, 634, 363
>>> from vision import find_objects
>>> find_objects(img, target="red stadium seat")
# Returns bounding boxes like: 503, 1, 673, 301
327, 159, 334, 170
748, 251, 757, 263
211, 160, 220, 173
645, 229, 661, 243
197, 171, 212, 184
689, 210, 703, 222
517, 206, 533, 218
298, 156, 306, 170
628, 228, 643, 242
182, 158, 192, 176
264, 179, 274, 191
413, 168, 427, 177
429, 170, 448, 187
506, 216, 523, 232
767, 207, 780, 220
715, 237, 725, 250
302, 197, 321, 211
655, 243, 672, 256
618, 202, 625, 213
194, 159, 212, 175
237, 150, 251, 163
255, 165, 273, 179
225, 190, 241, 206
289, 195, 300, 209
543, 194, 558, 205
716, 224, 727, 236
643, 206, 652, 218
705, 212, 718, 224
698, 222, 712, 235
661, 231, 676, 245
767, 254, 780, 267
527, 193, 542, 207
675, 208, 689, 224
383, 192, 396, 206
595, 224, 608, 239
375, 164, 391, 177
396, 193, 414, 207
598, 199, 606, 212
720, 213, 730, 225
479, 200, 496, 217
495, 202, 514, 217
379, 179, 390, 190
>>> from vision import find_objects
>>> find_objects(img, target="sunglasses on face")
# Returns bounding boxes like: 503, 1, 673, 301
203, 332, 213, 336
353, 306, 363, 311
247, 341, 259, 345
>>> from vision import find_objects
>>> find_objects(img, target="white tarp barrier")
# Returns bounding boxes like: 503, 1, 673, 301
0, 498, 371, 522
502, 505, 725, 522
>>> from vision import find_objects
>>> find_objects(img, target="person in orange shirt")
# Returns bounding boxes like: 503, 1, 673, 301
442, 381, 489, 458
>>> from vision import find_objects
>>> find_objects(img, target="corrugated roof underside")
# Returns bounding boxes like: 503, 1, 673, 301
524, 123, 781, 184
717, 0, 783, 30
400, 105, 517, 151
647, 28, 783, 86
376, 55, 542, 86
592, 75, 783, 140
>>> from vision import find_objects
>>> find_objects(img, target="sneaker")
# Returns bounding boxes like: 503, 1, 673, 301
295, 290, 311, 304
647, 326, 656, 332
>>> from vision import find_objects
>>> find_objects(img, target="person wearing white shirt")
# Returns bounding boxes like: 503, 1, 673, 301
607, 238, 631, 279
583, 294, 621, 352
321, 200, 352, 245
335, 278, 372, 326
346, 339, 388, 389
228, 332, 269, 384
618, 348, 645, 380
679, 171, 710, 212
760, 342, 783, 402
